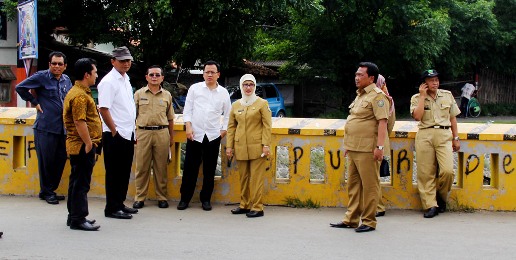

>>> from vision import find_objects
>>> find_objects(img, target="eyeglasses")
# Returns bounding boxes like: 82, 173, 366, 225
50, 62, 65, 66
243, 83, 255, 88
148, 73, 162, 77
204, 71, 218, 75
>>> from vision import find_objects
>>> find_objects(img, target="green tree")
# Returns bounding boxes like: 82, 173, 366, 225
2, 0, 268, 69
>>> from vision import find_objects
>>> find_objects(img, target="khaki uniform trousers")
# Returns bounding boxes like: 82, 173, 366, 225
237, 157, 267, 212
415, 128, 454, 210
134, 128, 170, 201
377, 181, 385, 212
343, 151, 380, 228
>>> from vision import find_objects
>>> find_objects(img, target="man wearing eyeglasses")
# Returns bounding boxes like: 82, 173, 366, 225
132, 66, 174, 209
177, 60, 231, 211
98, 46, 138, 219
16, 51, 72, 205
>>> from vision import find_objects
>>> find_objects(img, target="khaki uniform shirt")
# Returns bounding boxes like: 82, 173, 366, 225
63, 81, 102, 155
344, 84, 390, 152
227, 98, 272, 161
134, 86, 174, 127
410, 89, 460, 129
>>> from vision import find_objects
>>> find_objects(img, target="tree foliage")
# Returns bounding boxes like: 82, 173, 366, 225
252, 0, 515, 106
2, 0, 269, 69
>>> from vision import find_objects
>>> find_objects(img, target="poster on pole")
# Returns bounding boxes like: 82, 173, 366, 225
18, 0, 38, 76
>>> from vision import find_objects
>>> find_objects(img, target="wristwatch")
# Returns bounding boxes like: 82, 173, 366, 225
453, 136, 460, 141
376, 146, 384, 150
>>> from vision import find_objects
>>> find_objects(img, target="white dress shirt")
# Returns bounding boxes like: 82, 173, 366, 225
183, 82, 231, 143
98, 67, 136, 141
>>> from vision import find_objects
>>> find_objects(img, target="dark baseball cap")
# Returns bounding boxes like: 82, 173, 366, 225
421, 69, 439, 79
112, 46, 133, 61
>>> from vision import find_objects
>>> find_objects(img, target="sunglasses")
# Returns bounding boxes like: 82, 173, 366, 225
148, 73, 162, 77
243, 83, 255, 88
50, 62, 65, 66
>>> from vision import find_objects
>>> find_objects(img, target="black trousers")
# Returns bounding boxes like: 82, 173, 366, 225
460, 97, 469, 117
34, 129, 67, 198
180, 135, 221, 203
67, 145, 96, 225
103, 132, 134, 213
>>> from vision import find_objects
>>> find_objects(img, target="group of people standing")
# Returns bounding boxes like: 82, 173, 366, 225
15, 48, 461, 233
15, 47, 272, 231
330, 63, 461, 233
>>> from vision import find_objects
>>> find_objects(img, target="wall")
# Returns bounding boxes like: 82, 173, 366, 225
1, 107, 515, 211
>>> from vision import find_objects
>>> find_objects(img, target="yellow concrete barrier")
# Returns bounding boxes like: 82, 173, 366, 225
1, 107, 515, 210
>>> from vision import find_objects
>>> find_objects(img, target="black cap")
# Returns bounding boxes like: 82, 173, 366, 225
421, 69, 438, 80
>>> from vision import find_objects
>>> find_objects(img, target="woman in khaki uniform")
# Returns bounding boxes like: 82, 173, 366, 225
376, 74, 396, 217
226, 74, 272, 218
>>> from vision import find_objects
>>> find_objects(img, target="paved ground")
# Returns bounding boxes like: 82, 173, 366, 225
1, 195, 516, 259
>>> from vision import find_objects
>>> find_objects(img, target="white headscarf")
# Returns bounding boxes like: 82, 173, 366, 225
239, 74, 258, 107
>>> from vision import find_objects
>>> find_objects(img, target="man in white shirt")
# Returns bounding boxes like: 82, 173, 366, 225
177, 60, 231, 211
460, 83, 476, 118
98, 46, 138, 219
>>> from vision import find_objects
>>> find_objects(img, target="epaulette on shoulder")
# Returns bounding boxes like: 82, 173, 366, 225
373, 87, 383, 94
440, 89, 452, 94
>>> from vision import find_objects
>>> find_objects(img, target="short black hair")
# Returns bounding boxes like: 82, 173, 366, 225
147, 65, 163, 75
358, 62, 379, 83
204, 60, 220, 72
49, 51, 67, 64
74, 58, 97, 80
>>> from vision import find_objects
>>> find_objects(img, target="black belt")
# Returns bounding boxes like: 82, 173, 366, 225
138, 126, 167, 130
428, 125, 450, 129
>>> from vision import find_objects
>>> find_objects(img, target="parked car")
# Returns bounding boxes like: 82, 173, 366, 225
228, 83, 287, 117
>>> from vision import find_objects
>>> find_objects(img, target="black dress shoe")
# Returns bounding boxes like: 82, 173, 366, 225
44, 195, 59, 205
177, 201, 189, 210
67, 218, 96, 226
436, 195, 446, 213
329, 221, 355, 228
70, 221, 100, 231
105, 210, 132, 219
56, 195, 66, 201
133, 201, 144, 209
246, 211, 264, 218
231, 207, 251, 214
158, 200, 169, 208
201, 201, 212, 211
424, 207, 439, 218
355, 225, 375, 233
122, 206, 138, 214
376, 211, 386, 217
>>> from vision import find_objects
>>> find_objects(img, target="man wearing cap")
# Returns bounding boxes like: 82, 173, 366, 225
133, 65, 174, 209
16, 51, 72, 205
330, 62, 389, 233
177, 60, 231, 211
410, 69, 461, 218
98, 46, 138, 219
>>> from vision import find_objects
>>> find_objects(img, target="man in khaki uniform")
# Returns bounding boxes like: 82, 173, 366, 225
133, 65, 175, 209
410, 69, 460, 218
330, 62, 389, 233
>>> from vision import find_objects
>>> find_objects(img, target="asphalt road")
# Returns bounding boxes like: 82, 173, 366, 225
1, 195, 516, 259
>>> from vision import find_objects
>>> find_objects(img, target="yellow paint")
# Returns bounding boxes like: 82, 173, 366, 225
1, 107, 515, 210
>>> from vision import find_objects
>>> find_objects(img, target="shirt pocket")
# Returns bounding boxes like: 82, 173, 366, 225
44, 85, 58, 98
138, 99, 150, 114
